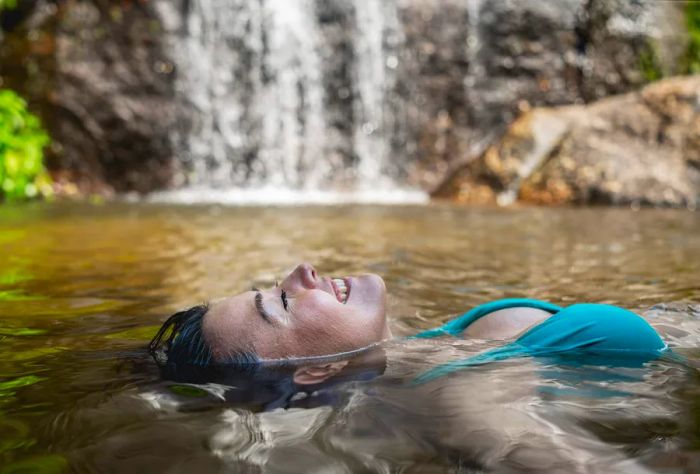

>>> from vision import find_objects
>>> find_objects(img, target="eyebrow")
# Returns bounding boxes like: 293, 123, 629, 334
254, 291, 274, 324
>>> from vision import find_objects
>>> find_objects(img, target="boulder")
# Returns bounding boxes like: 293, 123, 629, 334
432, 75, 700, 207
412, 0, 689, 188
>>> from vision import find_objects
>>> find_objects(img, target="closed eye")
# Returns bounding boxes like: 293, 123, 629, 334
281, 290, 288, 310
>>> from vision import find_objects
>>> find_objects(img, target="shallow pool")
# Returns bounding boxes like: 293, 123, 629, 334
1, 203, 699, 472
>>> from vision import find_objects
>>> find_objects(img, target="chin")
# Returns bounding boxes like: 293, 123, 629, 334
364, 273, 386, 294
359, 273, 388, 333
351, 274, 386, 308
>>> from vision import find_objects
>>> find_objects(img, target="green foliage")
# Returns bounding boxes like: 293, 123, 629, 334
639, 2, 700, 82
685, 1, 700, 74
0, 90, 51, 201
639, 46, 662, 82
0, 0, 18, 12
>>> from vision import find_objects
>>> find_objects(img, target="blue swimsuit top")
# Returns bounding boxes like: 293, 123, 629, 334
411, 298, 669, 384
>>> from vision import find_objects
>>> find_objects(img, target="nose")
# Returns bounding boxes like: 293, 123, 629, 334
283, 263, 318, 290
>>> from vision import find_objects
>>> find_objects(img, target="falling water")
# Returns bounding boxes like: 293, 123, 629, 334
352, 0, 401, 187
152, 0, 426, 204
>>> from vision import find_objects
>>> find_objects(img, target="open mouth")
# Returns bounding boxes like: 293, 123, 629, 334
331, 277, 351, 304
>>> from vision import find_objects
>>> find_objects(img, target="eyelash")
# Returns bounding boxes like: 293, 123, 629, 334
254, 292, 271, 323
281, 290, 288, 310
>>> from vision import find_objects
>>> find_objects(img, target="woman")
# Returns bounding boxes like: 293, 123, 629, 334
149, 263, 668, 384
147, 263, 674, 471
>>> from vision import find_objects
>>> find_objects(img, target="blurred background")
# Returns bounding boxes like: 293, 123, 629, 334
1, 0, 698, 206
2, 3, 700, 472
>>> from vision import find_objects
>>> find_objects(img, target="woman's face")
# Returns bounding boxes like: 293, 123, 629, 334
202, 263, 391, 361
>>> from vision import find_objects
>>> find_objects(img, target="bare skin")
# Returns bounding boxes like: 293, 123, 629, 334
202, 262, 554, 366
203, 263, 392, 362
464, 307, 553, 339
192, 264, 655, 471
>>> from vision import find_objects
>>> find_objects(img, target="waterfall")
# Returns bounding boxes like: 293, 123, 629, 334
352, 0, 401, 187
152, 0, 426, 204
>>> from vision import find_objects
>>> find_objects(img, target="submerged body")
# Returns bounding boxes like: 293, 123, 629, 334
148, 264, 672, 472
150, 263, 668, 387
412, 298, 668, 383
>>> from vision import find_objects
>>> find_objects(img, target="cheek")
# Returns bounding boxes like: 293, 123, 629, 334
292, 295, 345, 333
288, 290, 388, 355
290, 297, 360, 346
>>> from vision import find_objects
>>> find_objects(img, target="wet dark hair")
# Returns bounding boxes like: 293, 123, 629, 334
148, 304, 259, 369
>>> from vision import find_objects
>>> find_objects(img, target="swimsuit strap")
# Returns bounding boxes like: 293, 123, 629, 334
411, 298, 563, 339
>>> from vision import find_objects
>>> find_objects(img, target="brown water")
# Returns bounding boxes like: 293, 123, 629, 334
1, 202, 699, 473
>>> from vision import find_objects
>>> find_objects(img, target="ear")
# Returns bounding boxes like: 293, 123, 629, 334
293, 360, 349, 385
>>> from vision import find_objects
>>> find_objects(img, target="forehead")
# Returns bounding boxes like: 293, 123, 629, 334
202, 292, 260, 354
206, 292, 257, 326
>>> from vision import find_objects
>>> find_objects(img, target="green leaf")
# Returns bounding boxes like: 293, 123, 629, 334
0, 89, 51, 202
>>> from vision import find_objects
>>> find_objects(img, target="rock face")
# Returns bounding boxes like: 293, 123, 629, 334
49, 1, 177, 193
0, 0, 693, 194
410, 0, 689, 187
433, 76, 700, 207
1, 0, 177, 194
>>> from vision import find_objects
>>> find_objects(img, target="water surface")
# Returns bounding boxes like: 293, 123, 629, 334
1, 203, 699, 472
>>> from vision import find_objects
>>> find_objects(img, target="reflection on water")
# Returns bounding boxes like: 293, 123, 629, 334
0, 203, 699, 472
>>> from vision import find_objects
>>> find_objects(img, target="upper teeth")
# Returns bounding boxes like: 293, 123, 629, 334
333, 278, 348, 303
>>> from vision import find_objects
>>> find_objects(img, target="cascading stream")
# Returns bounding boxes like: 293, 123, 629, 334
152, 0, 426, 204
